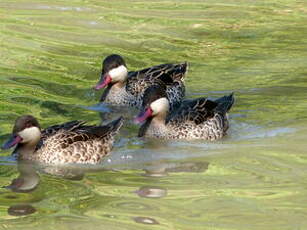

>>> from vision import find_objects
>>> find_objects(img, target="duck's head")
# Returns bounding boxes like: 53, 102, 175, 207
134, 84, 170, 123
94, 54, 128, 90
2, 115, 41, 150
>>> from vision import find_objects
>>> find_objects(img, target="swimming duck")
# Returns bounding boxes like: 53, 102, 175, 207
1, 115, 123, 164
94, 54, 188, 110
134, 84, 234, 140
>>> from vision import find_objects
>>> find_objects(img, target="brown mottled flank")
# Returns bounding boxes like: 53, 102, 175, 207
138, 89, 234, 140
13, 116, 124, 165
146, 112, 229, 140
103, 62, 187, 111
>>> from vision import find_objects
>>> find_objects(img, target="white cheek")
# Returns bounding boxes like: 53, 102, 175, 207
109, 65, 128, 82
18, 127, 41, 143
150, 97, 170, 115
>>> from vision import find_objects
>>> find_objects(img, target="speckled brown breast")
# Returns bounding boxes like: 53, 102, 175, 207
145, 113, 228, 140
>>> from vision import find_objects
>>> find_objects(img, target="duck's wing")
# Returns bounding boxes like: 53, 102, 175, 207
41, 117, 124, 150
42, 120, 86, 139
35, 121, 86, 150
75, 116, 124, 139
126, 62, 188, 96
166, 98, 218, 125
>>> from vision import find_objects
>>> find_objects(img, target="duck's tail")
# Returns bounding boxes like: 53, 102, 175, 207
173, 62, 188, 81
214, 93, 235, 114
104, 116, 124, 134
156, 62, 188, 85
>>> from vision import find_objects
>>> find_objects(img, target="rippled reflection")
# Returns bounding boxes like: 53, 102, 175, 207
5, 161, 40, 193
135, 186, 167, 198
7, 204, 36, 216
133, 216, 159, 225
143, 161, 209, 177
4, 160, 90, 193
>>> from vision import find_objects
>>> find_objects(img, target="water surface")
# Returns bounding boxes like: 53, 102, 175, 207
0, 0, 307, 229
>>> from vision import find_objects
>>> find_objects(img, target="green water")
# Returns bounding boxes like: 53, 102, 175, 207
0, 0, 307, 229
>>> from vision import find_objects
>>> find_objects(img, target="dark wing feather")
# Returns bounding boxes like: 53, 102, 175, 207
214, 93, 235, 114
35, 120, 86, 150
42, 117, 124, 150
42, 120, 86, 139
76, 116, 124, 138
126, 62, 187, 96
166, 98, 218, 125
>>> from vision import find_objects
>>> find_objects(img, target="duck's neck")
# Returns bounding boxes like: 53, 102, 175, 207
16, 140, 39, 161
103, 82, 140, 107
147, 113, 168, 138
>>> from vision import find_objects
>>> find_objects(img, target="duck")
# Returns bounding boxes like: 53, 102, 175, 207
134, 83, 234, 140
94, 54, 188, 110
1, 115, 124, 164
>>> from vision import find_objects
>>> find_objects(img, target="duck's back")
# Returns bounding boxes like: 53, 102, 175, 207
165, 95, 234, 140
126, 62, 187, 108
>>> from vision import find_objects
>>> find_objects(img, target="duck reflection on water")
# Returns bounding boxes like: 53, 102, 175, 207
143, 160, 209, 177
